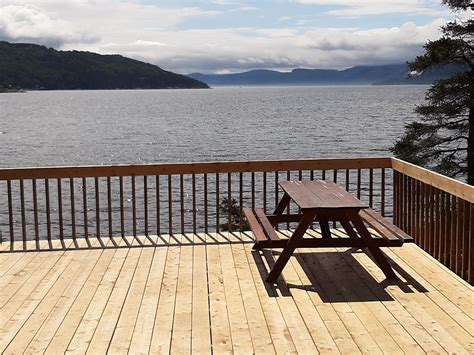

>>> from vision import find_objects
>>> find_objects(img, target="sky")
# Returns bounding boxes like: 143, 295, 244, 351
0, 0, 468, 74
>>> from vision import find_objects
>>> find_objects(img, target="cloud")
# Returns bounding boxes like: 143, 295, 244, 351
293, 0, 449, 17
0, 4, 98, 47
0, 1, 453, 73
91, 19, 445, 73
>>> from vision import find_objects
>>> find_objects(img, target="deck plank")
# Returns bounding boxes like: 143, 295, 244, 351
0, 231, 472, 355
206, 238, 233, 353
3, 248, 93, 354
66, 248, 130, 354
191, 235, 212, 354
244, 243, 298, 354
45, 248, 117, 354
108, 247, 155, 353
170, 235, 194, 354
149, 243, 181, 354
231, 242, 276, 354
86, 247, 142, 354
128, 237, 170, 354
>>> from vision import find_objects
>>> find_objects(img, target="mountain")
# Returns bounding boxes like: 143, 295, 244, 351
0, 41, 208, 90
188, 64, 462, 87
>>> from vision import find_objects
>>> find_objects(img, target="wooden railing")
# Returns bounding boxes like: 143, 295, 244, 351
391, 158, 473, 284
0, 157, 392, 248
0, 157, 472, 283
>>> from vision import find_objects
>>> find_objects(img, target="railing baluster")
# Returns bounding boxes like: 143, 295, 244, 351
20, 179, 27, 248
357, 169, 361, 200
119, 176, 126, 243
81, 177, 89, 247
108, 179, 113, 238
439, 191, 446, 264
33, 179, 39, 248
263, 172, 267, 213
58, 178, 64, 246
468, 202, 473, 284
107, 177, 116, 246
333, 170, 337, 227
381, 168, 385, 216
445, 193, 452, 267
286, 171, 291, 230
450, 195, 457, 271
239, 172, 244, 232
414, 179, 420, 244
322, 170, 326, 180
204, 173, 208, 234
345, 169, 350, 192
462, 200, 470, 280
7, 180, 14, 246
156, 175, 160, 236
70, 179, 77, 245
369, 168, 373, 208
168, 175, 172, 236
45, 179, 52, 246
228, 173, 232, 232
132, 176, 137, 240
144, 176, 149, 237
95, 177, 101, 245
192, 174, 196, 235
429, 185, 435, 255
455, 197, 463, 276
251, 172, 255, 211
274, 171, 279, 209
180, 174, 184, 235
393, 171, 398, 225
216, 173, 220, 233
434, 187, 440, 260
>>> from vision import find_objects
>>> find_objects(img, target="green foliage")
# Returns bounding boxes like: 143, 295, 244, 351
0, 41, 208, 90
392, 1, 473, 184
220, 197, 249, 232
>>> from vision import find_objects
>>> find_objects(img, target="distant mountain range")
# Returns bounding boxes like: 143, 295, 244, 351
188, 64, 462, 86
0, 41, 208, 90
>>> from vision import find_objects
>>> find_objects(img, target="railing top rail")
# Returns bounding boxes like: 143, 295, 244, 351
0, 157, 392, 180
391, 158, 474, 203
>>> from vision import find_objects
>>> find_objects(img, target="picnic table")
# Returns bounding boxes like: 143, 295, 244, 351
244, 180, 413, 283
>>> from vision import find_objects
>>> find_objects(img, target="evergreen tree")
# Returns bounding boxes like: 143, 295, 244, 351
392, 0, 473, 185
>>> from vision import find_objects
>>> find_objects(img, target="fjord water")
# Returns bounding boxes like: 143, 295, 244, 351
0, 86, 427, 237
0, 86, 427, 168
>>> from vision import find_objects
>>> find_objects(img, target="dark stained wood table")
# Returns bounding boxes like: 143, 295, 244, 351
264, 180, 398, 282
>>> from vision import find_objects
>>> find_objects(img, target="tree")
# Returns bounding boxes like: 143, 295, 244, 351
392, 0, 473, 185
220, 197, 250, 232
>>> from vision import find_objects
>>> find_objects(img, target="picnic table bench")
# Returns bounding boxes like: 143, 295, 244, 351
244, 180, 413, 282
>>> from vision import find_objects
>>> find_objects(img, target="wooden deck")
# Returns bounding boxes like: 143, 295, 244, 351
0, 230, 472, 354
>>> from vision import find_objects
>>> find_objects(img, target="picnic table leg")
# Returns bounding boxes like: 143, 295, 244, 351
318, 216, 331, 239
273, 192, 291, 215
266, 210, 318, 282
350, 215, 398, 280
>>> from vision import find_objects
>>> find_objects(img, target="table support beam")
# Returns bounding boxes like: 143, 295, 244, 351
266, 210, 318, 282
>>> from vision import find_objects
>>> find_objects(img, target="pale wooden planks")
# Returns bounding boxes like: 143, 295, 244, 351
0, 232, 472, 354
191, 234, 212, 354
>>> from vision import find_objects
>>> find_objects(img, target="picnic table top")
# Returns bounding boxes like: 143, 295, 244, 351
279, 180, 369, 210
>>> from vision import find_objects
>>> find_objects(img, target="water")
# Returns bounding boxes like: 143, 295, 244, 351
0, 86, 427, 168
0, 86, 428, 241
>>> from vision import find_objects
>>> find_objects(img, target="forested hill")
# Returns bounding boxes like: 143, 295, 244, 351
0, 41, 208, 90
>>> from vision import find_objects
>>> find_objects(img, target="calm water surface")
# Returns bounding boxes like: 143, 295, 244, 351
0, 86, 427, 168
